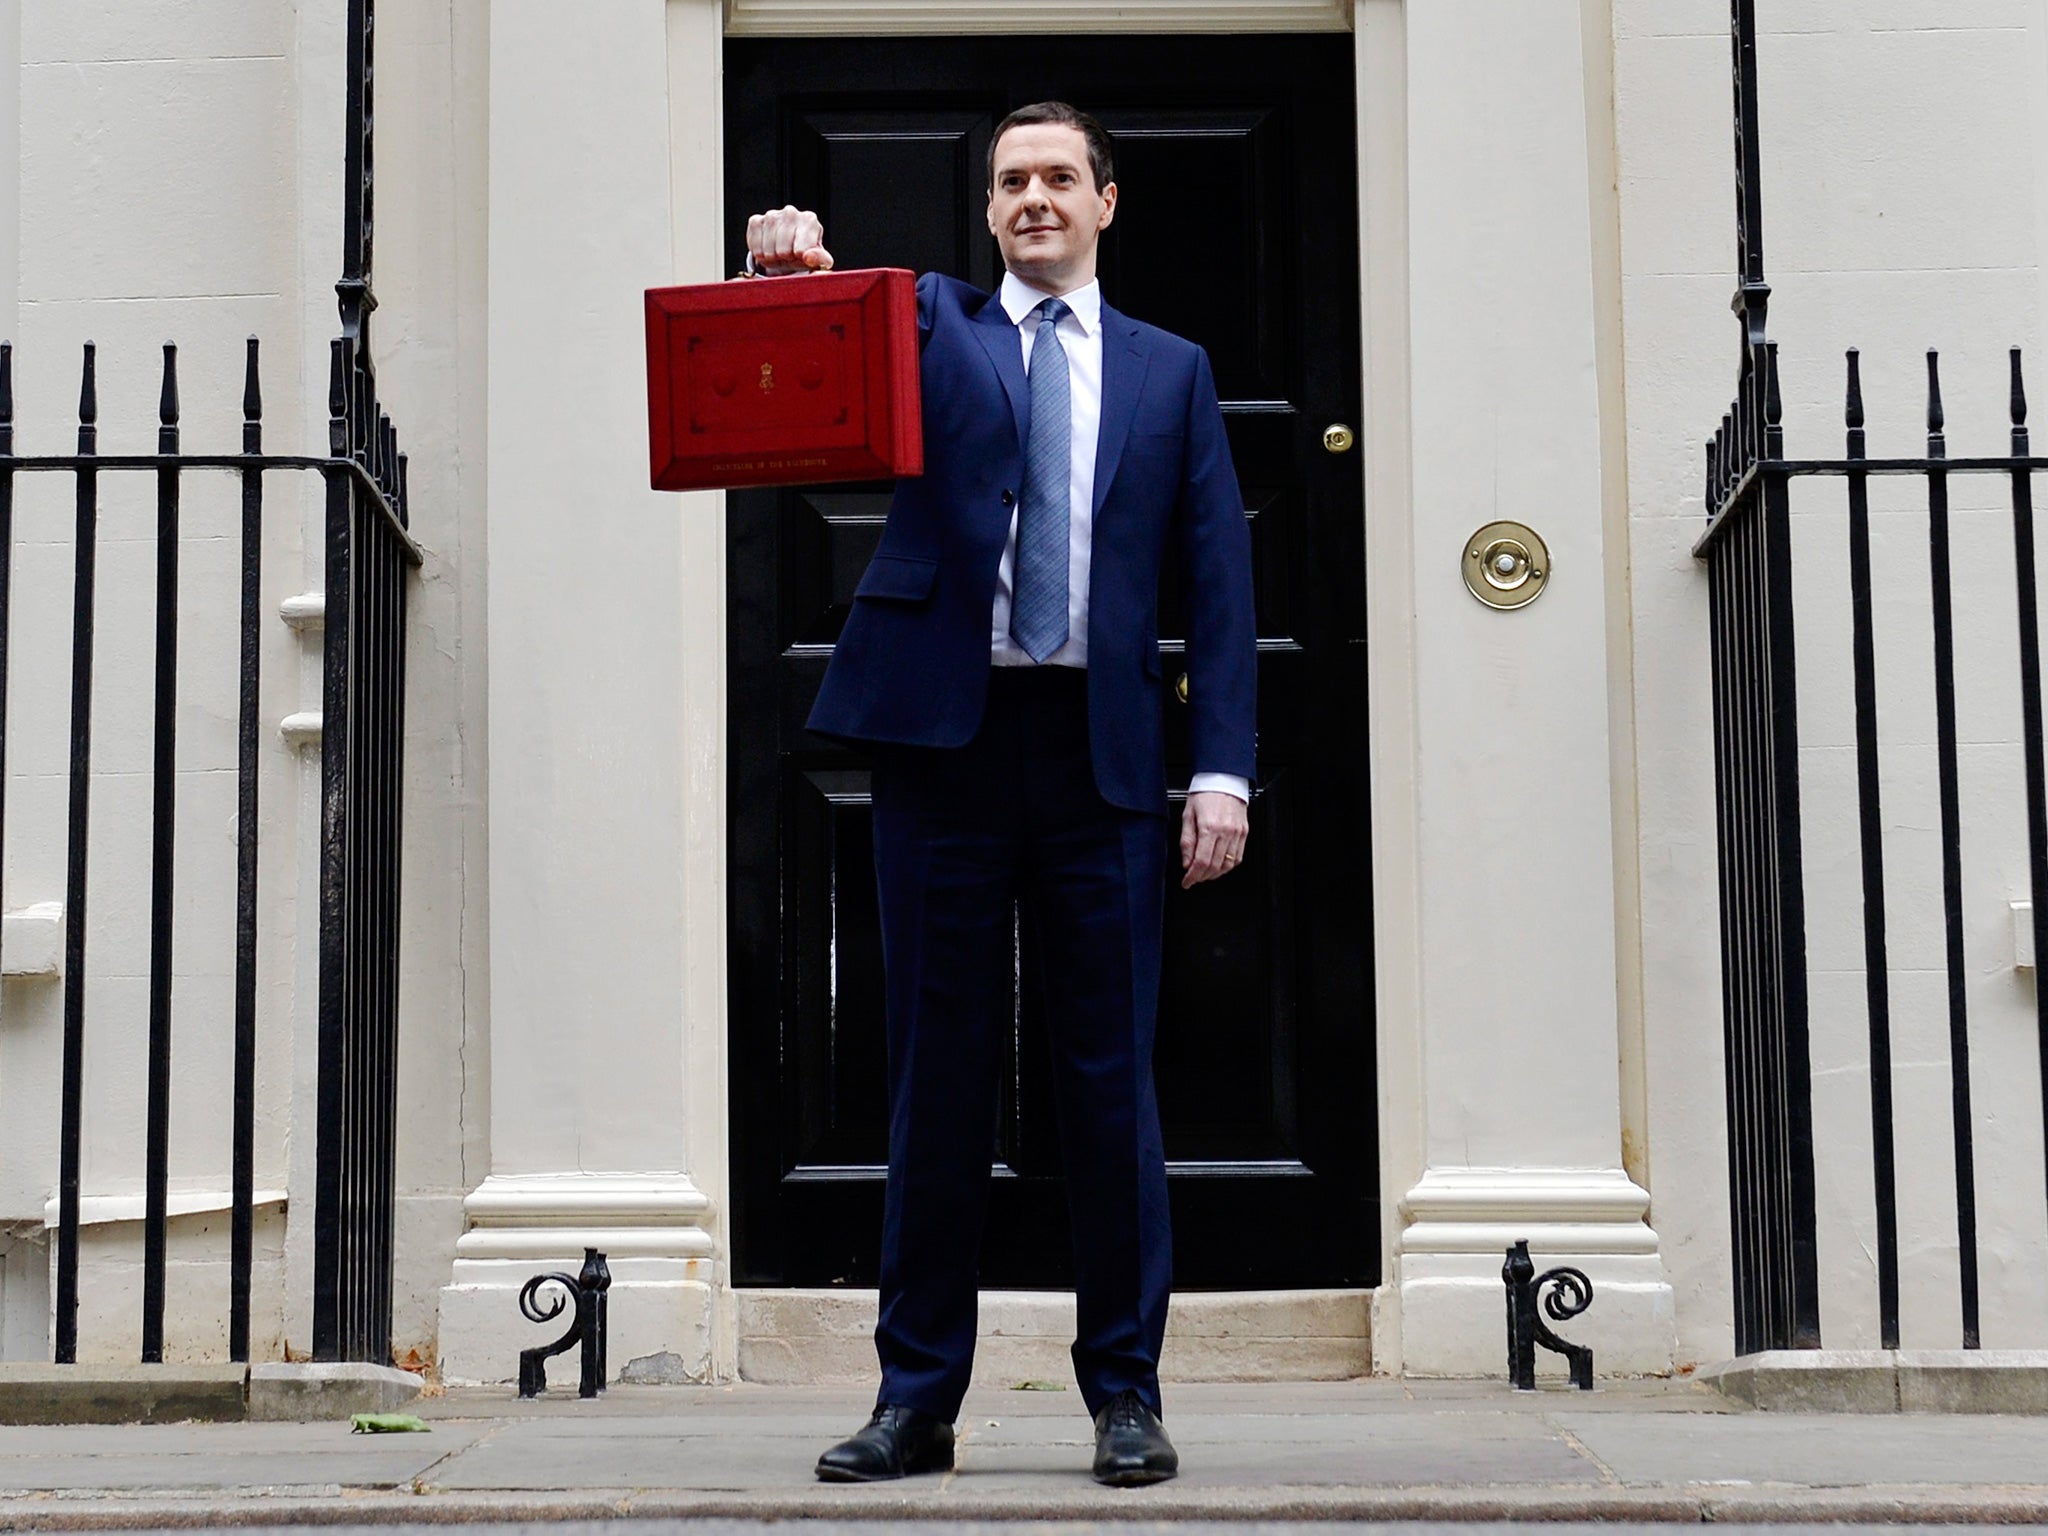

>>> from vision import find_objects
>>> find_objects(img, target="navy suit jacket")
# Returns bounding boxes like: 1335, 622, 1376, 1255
807, 272, 1256, 817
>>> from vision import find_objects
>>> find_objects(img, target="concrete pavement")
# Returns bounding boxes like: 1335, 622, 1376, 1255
4, 1378, 2048, 1528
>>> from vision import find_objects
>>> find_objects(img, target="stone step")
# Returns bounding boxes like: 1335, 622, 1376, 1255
737, 1288, 1372, 1387
0, 1361, 422, 1424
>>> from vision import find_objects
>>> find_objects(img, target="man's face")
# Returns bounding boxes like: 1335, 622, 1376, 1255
986, 122, 1117, 294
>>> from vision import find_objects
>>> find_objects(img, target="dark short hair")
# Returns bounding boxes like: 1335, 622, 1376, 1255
988, 101, 1115, 193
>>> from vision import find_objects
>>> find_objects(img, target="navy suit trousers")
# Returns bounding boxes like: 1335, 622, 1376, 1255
869, 666, 1171, 1423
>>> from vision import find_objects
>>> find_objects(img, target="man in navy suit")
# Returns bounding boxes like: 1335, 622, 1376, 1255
747, 101, 1255, 1487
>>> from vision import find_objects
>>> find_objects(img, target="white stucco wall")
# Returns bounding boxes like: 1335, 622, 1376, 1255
2, 0, 308, 1362
0, 0, 17, 363
366, 0, 492, 1373
1618, 0, 2048, 1363
0, 0, 483, 1364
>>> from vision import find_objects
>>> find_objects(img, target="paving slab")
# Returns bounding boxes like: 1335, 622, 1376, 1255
421, 1422, 835, 1492
423, 1412, 872, 1441
1555, 1409, 2048, 1488
13, 1525, 2044, 1536
0, 1421, 437, 1458
0, 1422, 486, 1493
10, 1378, 2048, 1527
17, 1487, 2048, 1527
956, 1411, 1528, 1447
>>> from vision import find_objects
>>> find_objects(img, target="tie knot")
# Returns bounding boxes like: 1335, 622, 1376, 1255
1035, 297, 1071, 331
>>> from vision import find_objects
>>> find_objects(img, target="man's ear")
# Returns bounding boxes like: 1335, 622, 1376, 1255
1098, 181, 1118, 230
986, 189, 997, 236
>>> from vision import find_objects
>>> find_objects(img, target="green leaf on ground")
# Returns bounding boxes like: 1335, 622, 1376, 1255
350, 1412, 432, 1433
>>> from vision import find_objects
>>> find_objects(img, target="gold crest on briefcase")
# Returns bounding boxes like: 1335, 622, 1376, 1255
684, 326, 851, 438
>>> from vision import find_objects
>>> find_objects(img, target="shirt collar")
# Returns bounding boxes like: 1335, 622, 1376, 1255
1000, 271, 1100, 336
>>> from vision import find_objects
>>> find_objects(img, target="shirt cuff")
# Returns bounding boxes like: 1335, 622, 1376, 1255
1188, 772, 1250, 803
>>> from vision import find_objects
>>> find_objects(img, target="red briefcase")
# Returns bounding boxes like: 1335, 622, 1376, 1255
645, 267, 924, 492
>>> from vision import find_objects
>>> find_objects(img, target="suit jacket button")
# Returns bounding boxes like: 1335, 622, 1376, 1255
1001, 488, 1016, 505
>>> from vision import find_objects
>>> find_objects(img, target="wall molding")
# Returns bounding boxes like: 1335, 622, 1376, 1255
2, 903, 62, 979
723, 0, 1351, 36
279, 591, 325, 632
44, 1189, 288, 1228
1398, 1167, 1659, 1256
454, 1173, 716, 1262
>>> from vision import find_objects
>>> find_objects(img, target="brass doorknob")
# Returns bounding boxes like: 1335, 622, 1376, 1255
1322, 423, 1356, 455
1175, 672, 1190, 704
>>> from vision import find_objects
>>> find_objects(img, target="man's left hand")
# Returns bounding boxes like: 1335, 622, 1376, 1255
1180, 791, 1250, 889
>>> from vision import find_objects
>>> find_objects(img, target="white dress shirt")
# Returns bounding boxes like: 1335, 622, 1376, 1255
988, 271, 1248, 804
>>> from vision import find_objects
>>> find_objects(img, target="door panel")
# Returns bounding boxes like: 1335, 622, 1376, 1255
727, 34, 1375, 1290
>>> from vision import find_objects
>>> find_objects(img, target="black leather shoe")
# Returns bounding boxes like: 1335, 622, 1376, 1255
1092, 1388, 1178, 1486
815, 1403, 955, 1482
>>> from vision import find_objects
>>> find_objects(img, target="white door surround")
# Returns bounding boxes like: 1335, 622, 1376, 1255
437, 0, 1673, 1386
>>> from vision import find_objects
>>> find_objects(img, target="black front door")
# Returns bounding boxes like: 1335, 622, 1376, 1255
726, 34, 1374, 1290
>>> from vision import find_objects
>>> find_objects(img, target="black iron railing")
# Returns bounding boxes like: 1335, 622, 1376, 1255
1696, 0, 2048, 1355
0, 0, 418, 1366
0, 330, 419, 1366
311, 0, 414, 1368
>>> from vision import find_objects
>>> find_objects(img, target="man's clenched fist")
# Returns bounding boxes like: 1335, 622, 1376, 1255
747, 205, 834, 276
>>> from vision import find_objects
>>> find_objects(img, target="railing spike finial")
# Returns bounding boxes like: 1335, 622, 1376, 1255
328, 338, 351, 459
242, 337, 263, 456
1927, 348, 1946, 437
159, 344, 180, 447
0, 342, 13, 448
1765, 342, 1782, 427
243, 337, 263, 423
1736, 369, 1754, 470
1704, 436, 1719, 512
1845, 348, 1864, 431
352, 352, 374, 468
2012, 349, 2030, 457
77, 343, 97, 454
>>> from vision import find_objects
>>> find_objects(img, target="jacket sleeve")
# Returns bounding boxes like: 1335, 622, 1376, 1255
915, 270, 940, 349
1175, 346, 1258, 785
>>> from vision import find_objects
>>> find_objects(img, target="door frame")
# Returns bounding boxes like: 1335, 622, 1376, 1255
660, 0, 1421, 1352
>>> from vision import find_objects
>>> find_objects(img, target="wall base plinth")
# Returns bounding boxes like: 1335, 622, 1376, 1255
435, 1174, 725, 1386
1391, 1168, 1676, 1379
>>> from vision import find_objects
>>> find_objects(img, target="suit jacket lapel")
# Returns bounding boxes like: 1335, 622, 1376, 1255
971, 291, 1030, 450
1093, 304, 1148, 516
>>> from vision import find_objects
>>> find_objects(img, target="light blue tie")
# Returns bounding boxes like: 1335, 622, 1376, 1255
1011, 297, 1072, 662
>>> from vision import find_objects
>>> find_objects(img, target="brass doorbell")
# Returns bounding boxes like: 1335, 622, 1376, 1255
1463, 521, 1550, 610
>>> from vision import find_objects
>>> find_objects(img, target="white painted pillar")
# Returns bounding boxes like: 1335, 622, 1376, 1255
0, 0, 17, 344
1365, 0, 1674, 1375
437, 0, 727, 1385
